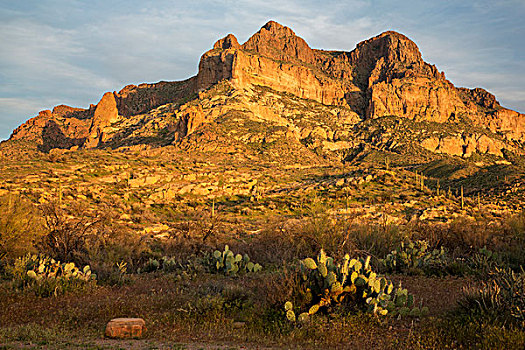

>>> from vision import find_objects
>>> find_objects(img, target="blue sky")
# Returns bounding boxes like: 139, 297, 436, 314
1, 0, 524, 140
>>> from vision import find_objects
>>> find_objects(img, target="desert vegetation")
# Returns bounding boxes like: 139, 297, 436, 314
1, 161, 524, 349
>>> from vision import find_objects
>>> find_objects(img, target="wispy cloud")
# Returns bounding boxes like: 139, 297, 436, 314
0, 97, 46, 140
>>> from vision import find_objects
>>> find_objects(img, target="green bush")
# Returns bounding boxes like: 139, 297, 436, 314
6, 254, 96, 297
285, 249, 427, 322
140, 256, 179, 273
468, 246, 504, 276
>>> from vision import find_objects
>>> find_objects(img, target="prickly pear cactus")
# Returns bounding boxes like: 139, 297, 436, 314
381, 239, 448, 274
211, 246, 262, 275
286, 249, 424, 322
8, 254, 96, 297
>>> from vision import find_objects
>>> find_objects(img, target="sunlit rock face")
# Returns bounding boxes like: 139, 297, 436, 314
6, 21, 525, 159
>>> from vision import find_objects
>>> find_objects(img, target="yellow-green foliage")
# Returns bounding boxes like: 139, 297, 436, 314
6, 254, 96, 297
286, 249, 427, 322
0, 194, 46, 260
381, 239, 448, 274
212, 245, 262, 275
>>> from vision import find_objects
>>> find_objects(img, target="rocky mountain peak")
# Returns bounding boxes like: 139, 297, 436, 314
353, 31, 423, 66
260, 20, 295, 35
242, 20, 315, 64
349, 30, 429, 90
84, 92, 119, 148
213, 34, 240, 50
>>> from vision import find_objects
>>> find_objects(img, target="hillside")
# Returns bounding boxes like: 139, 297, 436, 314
1, 21, 524, 213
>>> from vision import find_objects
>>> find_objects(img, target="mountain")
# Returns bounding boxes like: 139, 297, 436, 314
3, 21, 524, 163
2, 20, 525, 232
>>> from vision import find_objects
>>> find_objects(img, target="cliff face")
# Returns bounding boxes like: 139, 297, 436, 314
115, 79, 196, 117
458, 87, 525, 140
9, 109, 92, 152
197, 21, 349, 106
9, 78, 197, 150
6, 20, 524, 160
242, 21, 317, 65
84, 92, 120, 148
195, 22, 524, 142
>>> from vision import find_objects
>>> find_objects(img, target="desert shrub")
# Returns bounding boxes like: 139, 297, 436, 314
177, 277, 256, 322
38, 202, 99, 265
506, 210, 525, 237
411, 220, 525, 274
499, 212, 525, 270
141, 257, 162, 272
38, 202, 152, 284
408, 315, 525, 349
99, 261, 129, 286
414, 220, 495, 255
0, 194, 46, 261
140, 256, 179, 273
467, 246, 505, 277
234, 219, 309, 266
250, 216, 408, 267
221, 283, 254, 311
272, 195, 363, 260
285, 249, 427, 323
6, 254, 95, 297
349, 223, 408, 261
86, 225, 152, 284
458, 267, 525, 328
381, 239, 448, 275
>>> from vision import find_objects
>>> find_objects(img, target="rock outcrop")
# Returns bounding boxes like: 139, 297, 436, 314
173, 105, 206, 141
197, 21, 349, 106
9, 79, 197, 150
213, 34, 240, 50
85, 92, 120, 148
10, 108, 91, 152
242, 21, 317, 65
115, 79, 196, 117
345, 31, 469, 122
457, 87, 525, 140
421, 133, 507, 158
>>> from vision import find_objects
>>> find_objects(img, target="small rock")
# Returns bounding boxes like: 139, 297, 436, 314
105, 318, 146, 339
232, 321, 246, 329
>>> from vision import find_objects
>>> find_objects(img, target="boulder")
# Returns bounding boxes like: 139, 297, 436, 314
105, 318, 146, 339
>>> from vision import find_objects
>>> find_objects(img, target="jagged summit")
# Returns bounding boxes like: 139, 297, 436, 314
241, 21, 315, 64
3, 20, 524, 162
351, 30, 424, 76
213, 34, 240, 50
261, 20, 291, 32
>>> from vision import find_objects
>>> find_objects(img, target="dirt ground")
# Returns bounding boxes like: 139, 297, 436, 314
0, 274, 473, 349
